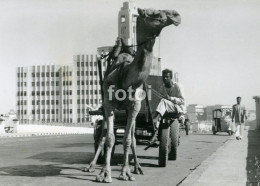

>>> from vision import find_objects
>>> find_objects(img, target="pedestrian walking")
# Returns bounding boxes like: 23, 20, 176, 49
232, 96, 247, 140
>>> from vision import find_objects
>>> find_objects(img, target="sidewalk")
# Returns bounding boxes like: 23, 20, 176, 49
181, 126, 260, 186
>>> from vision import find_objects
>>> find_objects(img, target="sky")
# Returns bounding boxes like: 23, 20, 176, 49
0, 0, 260, 114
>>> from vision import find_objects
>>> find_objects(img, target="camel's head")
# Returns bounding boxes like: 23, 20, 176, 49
137, 8, 181, 37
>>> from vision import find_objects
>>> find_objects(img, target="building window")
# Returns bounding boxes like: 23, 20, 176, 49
86, 81, 88, 85
41, 91, 45, 96
77, 90, 80, 95
85, 71, 88, 75
56, 72, 59, 77
36, 72, 40, 77
70, 90, 72, 95
51, 91, 54, 95
94, 71, 97, 75
81, 71, 84, 76
46, 72, 49, 77
94, 62, 97, 66
121, 15, 126, 23
81, 81, 84, 85
77, 62, 80, 67
37, 100, 40, 105
77, 99, 80, 104
56, 81, 59, 86
47, 109, 50, 114
42, 110, 45, 114
81, 62, 84, 67
95, 80, 97, 85
90, 62, 93, 66
32, 73, 35, 77
24, 82, 27, 86
32, 82, 35, 86
70, 99, 72, 104
41, 100, 45, 105
46, 91, 49, 96
51, 100, 54, 105
37, 110, 40, 114
77, 109, 80, 114
46, 100, 50, 105
51, 72, 54, 77
24, 100, 27, 105
17, 82, 20, 87
41, 82, 45, 86
37, 82, 40, 86
56, 91, 59, 95
81, 90, 84, 95
82, 99, 85, 104
51, 109, 55, 114
41, 72, 45, 77
32, 110, 35, 114
90, 80, 93, 85
32, 100, 35, 105
94, 90, 97, 94
69, 81, 72, 86
90, 71, 93, 76
77, 80, 80, 85
69, 72, 72, 76
51, 81, 54, 86
77, 71, 80, 76
46, 82, 49, 86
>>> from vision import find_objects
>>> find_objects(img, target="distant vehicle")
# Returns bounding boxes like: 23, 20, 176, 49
212, 107, 233, 135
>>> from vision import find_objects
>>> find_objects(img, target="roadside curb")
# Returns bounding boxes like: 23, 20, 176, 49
0, 132, 93, 138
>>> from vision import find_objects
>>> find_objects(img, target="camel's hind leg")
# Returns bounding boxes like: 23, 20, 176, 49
131, 123, 144, 175
83, 120, 107, 173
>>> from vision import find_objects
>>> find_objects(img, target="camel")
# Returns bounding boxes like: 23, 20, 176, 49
86, 8, 181, 183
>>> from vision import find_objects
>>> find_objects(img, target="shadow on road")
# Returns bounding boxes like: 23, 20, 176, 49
56, 143, 93, 148
28, 152, 93, 164
0, 164, 97, 182
246, 130, 260, 185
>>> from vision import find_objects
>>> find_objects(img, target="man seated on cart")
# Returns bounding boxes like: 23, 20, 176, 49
149, 69, 186, 144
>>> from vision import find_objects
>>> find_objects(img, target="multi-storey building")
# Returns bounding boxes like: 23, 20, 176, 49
17, 65, 62, 124
16, 54, 106, 124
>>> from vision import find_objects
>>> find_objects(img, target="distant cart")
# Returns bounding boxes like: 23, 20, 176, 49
212, 107, 233, 135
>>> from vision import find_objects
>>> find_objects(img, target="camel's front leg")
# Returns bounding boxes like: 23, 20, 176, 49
119, 102, 140, 181
96, 107, 115, 183
131, 123, 144, 175
83, 121, 107, 173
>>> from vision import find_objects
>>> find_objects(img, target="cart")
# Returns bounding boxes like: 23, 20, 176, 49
90, 74, 187, 167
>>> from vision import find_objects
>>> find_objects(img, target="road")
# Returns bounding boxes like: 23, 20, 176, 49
0, 131, 229, 186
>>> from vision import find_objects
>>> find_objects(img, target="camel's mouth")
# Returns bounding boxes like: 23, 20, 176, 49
138, 8, 181, 26
164, 10, 181, 26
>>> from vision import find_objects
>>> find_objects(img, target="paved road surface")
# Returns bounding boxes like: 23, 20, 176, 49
0, 132, 229, 186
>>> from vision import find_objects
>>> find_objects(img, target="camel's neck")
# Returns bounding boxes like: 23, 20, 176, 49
131, 34, 156, 74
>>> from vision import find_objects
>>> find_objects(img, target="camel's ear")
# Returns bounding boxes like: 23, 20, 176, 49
137, 8, 145, 17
